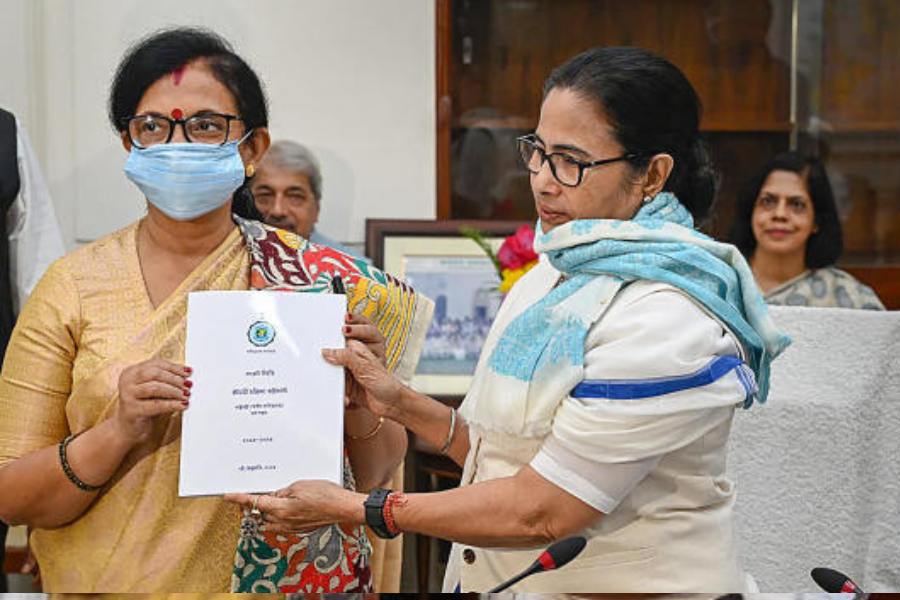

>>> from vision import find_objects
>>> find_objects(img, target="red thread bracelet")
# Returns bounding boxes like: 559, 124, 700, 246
382, 491, 407, 536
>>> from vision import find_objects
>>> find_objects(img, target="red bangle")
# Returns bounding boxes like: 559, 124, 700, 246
382, 491, 407, 536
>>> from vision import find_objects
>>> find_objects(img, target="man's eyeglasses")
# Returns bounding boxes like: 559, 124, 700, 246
252, 188, 317, 209
122, 112, 244, 149
516, 134, 640, 187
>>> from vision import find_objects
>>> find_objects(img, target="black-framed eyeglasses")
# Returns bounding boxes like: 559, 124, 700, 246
122, 112, 244, 148
516, 134, 641, 187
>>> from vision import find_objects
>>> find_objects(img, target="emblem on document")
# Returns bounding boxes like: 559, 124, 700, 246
247, 320, 276, 347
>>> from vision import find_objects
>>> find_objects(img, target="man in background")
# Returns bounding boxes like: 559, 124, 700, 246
0, 108, 65, 591
251, 140, 364, 258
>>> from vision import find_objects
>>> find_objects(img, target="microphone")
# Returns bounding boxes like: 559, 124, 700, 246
811, 567, 867, 597
487, 536, 587, 593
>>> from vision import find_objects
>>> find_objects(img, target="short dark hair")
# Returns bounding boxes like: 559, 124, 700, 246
543, 46, 718, 223
729, 151, 842, 269
108, 27, 268, 220
109, 27, 268, 132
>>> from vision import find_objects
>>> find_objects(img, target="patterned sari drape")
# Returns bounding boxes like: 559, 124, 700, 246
232, 218, 432, 593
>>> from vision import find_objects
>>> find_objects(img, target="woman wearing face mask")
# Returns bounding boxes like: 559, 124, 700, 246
730, 151, 884, 310
0, 28, 430, 592
227, 47, 790, 593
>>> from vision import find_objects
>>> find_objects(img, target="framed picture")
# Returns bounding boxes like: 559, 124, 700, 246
366, 219, 529, 397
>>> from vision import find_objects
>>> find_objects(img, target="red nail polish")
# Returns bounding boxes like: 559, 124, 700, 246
185, 367, 193, 374
181, 400, 189, 407
183, 389, 191, 397
345, 314, 352, 322
344, 326, 351, 334
184, 380, 194, 388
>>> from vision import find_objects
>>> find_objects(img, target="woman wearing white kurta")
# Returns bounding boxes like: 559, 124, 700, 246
225, 46, 790, 593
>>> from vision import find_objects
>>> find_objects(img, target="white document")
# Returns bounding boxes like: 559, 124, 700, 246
180, 290, 346, 496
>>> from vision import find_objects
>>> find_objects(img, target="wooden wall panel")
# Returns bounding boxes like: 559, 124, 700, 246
437, 0, 453, 219
820, 0, 900, 130
444, 0, 900, 293
452, 0, 792, 132
844, 267, 900, 310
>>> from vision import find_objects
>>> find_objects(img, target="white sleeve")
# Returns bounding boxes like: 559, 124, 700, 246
10, 119, 65, 312
531, 407, 733, 513
528, 287, 747, 510
531, 434, 661, 513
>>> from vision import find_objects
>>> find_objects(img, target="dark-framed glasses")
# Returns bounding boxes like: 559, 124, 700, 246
516, 134, 640, 187
123, 112, 244, 148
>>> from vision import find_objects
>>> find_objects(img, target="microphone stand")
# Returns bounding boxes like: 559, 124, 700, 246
488, 565, 538, 593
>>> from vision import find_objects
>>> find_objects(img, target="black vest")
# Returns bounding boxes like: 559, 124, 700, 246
0, 107, 17, 592
0, 109, 19, 363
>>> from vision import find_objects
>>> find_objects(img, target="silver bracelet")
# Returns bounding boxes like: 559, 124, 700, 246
438, 407, 457, 455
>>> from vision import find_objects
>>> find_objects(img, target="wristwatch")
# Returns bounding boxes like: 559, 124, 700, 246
364, 488, 398, 539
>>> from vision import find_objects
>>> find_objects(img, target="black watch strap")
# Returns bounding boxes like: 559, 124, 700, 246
364, 488, 397, 539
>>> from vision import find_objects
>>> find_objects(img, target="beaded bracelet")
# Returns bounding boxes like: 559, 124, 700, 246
382, 491, 407, 537
58, 433, 106, 492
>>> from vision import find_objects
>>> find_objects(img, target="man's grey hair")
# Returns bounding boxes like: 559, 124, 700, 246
260, 140, 323, 201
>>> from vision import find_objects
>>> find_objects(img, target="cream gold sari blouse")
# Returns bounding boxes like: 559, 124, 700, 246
0, 222, 249, 592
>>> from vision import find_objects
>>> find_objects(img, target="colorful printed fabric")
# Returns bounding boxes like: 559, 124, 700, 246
233, 453, 372, 593
239, 217, 430, 379
765, 267, 885, 310
231, 217, 432, 593
462, 192, 791, 437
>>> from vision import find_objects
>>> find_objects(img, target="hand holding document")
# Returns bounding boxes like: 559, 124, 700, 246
179, 290, 346, 496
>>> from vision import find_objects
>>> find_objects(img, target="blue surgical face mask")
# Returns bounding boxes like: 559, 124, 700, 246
123, 133, 251, 221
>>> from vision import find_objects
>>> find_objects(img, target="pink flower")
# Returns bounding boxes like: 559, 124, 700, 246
497, 225, 538, 271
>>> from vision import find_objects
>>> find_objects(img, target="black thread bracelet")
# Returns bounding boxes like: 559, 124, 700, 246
58, 433, 106, 492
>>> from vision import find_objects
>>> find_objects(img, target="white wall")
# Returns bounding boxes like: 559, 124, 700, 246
0, 0, 436, 248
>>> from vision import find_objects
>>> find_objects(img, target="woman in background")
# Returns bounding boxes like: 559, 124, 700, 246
730, 151, 884, 309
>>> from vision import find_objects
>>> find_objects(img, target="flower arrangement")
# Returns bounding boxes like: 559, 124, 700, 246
461, 224, 539, 294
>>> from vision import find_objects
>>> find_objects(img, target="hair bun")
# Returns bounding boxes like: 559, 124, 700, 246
682, 138, 718, 223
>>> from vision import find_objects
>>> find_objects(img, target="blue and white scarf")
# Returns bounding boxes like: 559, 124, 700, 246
461, 192, 790, 437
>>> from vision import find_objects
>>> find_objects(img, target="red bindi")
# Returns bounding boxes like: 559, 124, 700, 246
171, 108, 184, 120
172, 65, 186, 85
